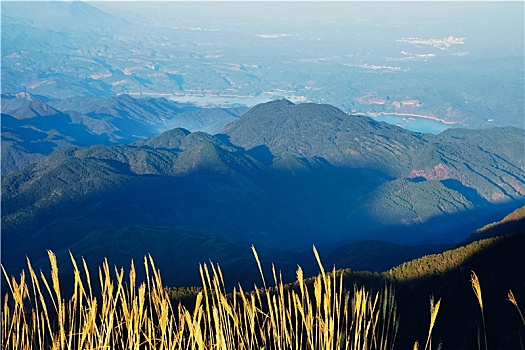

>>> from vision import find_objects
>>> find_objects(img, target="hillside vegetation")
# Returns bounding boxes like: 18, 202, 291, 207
167, 205, 525, 349
3, 101, 524, 288
2, 206, 523, 349
1, 93, 245, 174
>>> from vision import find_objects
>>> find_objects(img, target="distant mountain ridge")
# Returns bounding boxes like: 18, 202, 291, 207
1, 1, 124, 33
2, 100, 524, 287
1, 93, 245, 174
2, 1, 522, 129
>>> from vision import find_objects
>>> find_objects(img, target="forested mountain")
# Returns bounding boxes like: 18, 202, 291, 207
1, 93, 244, 174
2, 100, 524, 287
2, 2, 524, 347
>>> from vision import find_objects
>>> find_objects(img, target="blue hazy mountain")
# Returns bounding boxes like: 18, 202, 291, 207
2, 1, 523, 129
1, 1, 126, 34
1, 93, 244, 174
2, 100, 524, 287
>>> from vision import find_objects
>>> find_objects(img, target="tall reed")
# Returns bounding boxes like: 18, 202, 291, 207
508, 290, 525, 327
2, 248, 399, 349
508, 289, 525, 350
471, 270, 487, 350
412, 295, 441, 350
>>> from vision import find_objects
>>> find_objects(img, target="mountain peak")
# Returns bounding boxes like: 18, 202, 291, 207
6, 100, 59, 119
222, 100, 408, 173
135, 128, 191, 149
242, 98, 295, 116
2, 0, 121, 33
258, 98, 295, 108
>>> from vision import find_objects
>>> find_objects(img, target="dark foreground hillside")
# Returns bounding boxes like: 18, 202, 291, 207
167, 205, 525, 349
384, 216, 525, 348
1, 206, 523, 349
320, 206, 525, 348
335, 205, 524, 348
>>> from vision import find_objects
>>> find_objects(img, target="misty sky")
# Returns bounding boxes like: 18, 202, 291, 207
88, 2, 524, 48
89, 2, 522, 25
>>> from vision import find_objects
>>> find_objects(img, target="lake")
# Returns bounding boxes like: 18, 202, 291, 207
371, 114, 454, 134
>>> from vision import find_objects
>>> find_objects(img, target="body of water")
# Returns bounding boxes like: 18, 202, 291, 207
372, 114, 454, 134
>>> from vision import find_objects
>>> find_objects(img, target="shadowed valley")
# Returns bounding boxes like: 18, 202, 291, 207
2, 100, 524, 288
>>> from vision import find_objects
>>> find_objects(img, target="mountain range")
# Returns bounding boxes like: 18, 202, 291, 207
2, 2, 524, 347
2, 1, 523, 129
2, 100, 524, 287
1, 93, 245, 175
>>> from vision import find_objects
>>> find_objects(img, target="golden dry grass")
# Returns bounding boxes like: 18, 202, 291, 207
508, 290, 525, 327
470, 270, 487, 350
2, 248, 399, 350
409, 295, 441, 350
7, 246, 522, 350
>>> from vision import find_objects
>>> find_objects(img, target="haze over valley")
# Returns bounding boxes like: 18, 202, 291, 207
2, 2, 523, 130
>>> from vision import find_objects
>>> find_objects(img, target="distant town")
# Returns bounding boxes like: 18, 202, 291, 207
396, 36, 466, 50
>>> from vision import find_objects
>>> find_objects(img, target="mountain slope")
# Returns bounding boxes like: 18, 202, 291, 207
223, 101, 525, 239
162, 205, 525, 348
326, 204, 525, 274
1, 94, 243, 174
2, 101, 524, 287
1, 1, 125, 33
459, 204, 525, 245
224, 100, 525, 202
223, 99, 423, 177
381, 207, 525, 349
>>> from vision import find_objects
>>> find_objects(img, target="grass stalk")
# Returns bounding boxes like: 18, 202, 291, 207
2, 248, 401, 350
471, 270, 487, 350
508, 290, 525, 326
424, 295, 441, 350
